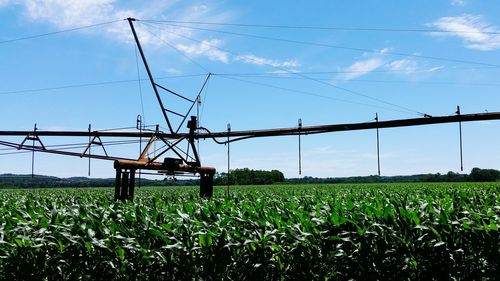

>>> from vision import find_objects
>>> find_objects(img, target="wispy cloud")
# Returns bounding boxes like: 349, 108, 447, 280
235, 54, 300, 68
339, 58, 384, 80
269, 69, 302, 74
1, 1, 232, 51
451, 0, 466, 6
385, 59, 418, 74
3, 1, 301, 67
338, 53, 443, 81
176, 39, 229, 63
0, 0, 13, 8
428, 14, 500, 51
23, 0, 117, 27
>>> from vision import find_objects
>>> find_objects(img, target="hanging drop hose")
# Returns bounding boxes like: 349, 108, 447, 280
197, 127, 260, 144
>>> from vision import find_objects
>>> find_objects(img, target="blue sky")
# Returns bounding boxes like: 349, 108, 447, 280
0, 0, 499, 178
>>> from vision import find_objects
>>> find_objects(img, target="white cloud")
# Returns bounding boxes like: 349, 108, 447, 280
176, 39, 229, 63
0, 0, 13, 7
429, 14, 500, 51
1, 0, 233, 50
451, 0, 465, 6
2, 1, 302, 68
269, 69, 301, 74
338, 51, 443, 81
385, 59, 418, 74
164, 68, 182, 75
340, 58, 383, 80
1, 1, 297, 67
235, 54, 300, 68
426, 66, 445, 72
23, 0, 116, 27
377, 48, 391, 55
385, 59, 444, 75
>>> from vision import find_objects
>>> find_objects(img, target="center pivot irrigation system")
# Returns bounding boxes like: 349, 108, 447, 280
1, 18, 500, 200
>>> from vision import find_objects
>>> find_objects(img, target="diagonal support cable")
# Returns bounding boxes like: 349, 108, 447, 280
176, 73, 212, 133
165, 108, 185, 118
148, 137, 186, 163
155, 83, 194, 103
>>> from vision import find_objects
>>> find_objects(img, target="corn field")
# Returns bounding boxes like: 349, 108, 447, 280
0, 183, 499, 280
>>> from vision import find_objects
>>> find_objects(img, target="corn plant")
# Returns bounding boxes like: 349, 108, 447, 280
0, 183, 498, 280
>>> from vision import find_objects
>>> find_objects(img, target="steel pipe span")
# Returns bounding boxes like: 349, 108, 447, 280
199, 111, 500, 139
0, 111, 499, 141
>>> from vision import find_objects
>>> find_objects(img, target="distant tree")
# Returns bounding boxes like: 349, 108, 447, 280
214, 168, 285, 185
470, 168, 500, 182
446, 171, 469, 182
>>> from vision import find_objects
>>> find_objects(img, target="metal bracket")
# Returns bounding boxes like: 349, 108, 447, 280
81, 133, 108, 157
148, 136, 187, 164
18, 125, 46, 150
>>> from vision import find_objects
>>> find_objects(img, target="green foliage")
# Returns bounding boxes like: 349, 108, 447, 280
470, 167, 500, 182
2, 167, 498, 189
0, 174, 199, 189
215, 168, 285, 185
286, 168, 500, 184
0, 183, 499, 280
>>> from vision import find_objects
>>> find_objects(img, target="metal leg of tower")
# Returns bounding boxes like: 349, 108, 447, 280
114, 169, 122, 201
128, 169, 136, 200
199, 172, 214, 199
120, 171, 129, 202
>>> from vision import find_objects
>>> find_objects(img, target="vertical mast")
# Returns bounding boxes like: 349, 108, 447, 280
127, 18, 174, 134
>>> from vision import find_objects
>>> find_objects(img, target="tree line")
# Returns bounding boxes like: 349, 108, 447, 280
286, 168, 500, 184
214, 168, 285, 185
0, 174, 199, 189
0, 167, 498, 189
